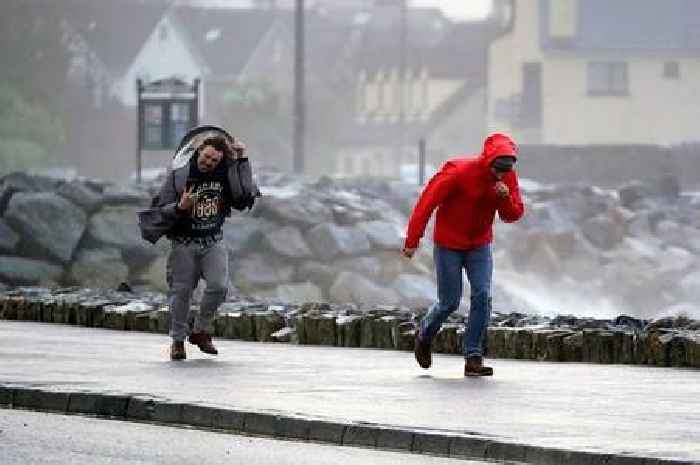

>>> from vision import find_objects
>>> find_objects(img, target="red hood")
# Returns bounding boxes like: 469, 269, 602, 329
480, 133, 518, 166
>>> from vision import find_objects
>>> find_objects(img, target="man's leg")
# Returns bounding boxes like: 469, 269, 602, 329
463, 244, 494, 376
189, 241, 228, 354
415, 246, 464, 368
167, 241, 200, 359
195, 241, 229, 333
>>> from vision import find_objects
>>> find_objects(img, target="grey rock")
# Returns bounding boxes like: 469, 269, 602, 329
5, 192, 87, 263
222, 217, 268, 255
329, 271, 400, 305
0, 256, 63, 285
253, 194, 333, 228
295, 261, 335, 290
86, 206, 158, 268
68, 248, 129, 289
0, 219, 20, 253
56, 180, 104, 213
262, 226, 312, 259
581, 213, 625, 250
356, 220, 402, 250
392, 274, 436, 308
232, 254, 294, 291
336, 256, 382, 279
257, 282, 322, 303
306, 223, 371, 261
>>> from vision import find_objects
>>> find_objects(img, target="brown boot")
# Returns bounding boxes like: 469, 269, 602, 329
170, 341, 186, 361
414, 331, 432, 369
188, 332, 218, 355
464, 356, 493, 377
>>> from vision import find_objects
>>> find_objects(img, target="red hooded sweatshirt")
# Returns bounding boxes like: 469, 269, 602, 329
404, 133, 524, 250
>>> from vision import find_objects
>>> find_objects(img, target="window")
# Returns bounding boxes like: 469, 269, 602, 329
144, 104, 163, 147
587, 62, 628, 96
170, 102, 192, 147
663, 61, 680, 79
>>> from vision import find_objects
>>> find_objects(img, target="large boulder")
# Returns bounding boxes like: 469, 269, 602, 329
356, 220, 402, 250
0, 219, 20, 253
258, 282, 323, 303
232, 254, 295, 292
86, 206, 158, 269
306, 223, 371, 261
5, 192, 87, 263
329, 271, 400, 305
56, 180, 104, 213
222, 216, 269, 255
392, 273, 436, 307
0, 256, 63, 285
68, 248, 129, 288
253, 194, 333, 228
261, 226, 312, 259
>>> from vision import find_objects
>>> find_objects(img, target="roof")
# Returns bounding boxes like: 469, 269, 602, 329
169, 6, 276, 77
541, 0, 700, 52
63, 0, 170, 72
351, 20, 489, 80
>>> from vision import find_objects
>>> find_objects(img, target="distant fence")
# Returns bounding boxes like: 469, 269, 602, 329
516, 144, 700, 190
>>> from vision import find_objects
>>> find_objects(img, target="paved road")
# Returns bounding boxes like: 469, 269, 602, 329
1, 321, 699, 462
0, 409, 496, 465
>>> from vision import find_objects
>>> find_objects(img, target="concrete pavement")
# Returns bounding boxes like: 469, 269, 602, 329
1, 409, 494, 465
1, 321, 699, 464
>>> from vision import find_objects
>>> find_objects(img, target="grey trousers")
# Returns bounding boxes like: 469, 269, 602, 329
166, 240, 229, 341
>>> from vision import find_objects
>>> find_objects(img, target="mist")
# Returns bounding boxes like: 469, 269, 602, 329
1, 0, 699, 321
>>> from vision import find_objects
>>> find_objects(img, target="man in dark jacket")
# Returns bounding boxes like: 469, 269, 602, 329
150, 134, 251, 360
402, 133, 524, 376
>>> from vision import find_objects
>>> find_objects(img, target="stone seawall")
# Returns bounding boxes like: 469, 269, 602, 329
2, 288, 699, 368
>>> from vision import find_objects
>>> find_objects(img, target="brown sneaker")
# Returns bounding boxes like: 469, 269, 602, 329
188, 332, 218, 355
464, 356, 493, 377
170, 341, 186, 361
414, 331, 432, 369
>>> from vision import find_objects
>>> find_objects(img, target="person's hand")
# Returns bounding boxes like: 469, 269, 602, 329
494, 181, 509, 198
177, 185, 196, 213
228, 139, 246, 159
402, 247, 417, 259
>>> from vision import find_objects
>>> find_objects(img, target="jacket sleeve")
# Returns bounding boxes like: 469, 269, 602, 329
154, 169, 182, 221
404, 162, 459, 249
496, 172, 525, 223
137, 170, 182, 244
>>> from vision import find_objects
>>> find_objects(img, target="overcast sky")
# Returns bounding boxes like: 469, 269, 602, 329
411, 0, 493, 21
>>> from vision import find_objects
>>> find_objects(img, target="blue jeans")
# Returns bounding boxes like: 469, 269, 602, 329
418, 244, 493, 358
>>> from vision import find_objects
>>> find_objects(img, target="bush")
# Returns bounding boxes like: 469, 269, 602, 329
0, 138, 49, 174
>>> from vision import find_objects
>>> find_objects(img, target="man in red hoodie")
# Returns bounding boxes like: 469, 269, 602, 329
402, 133, 524, 376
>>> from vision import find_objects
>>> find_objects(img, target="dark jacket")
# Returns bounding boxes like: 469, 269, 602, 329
138, 155, 259, 244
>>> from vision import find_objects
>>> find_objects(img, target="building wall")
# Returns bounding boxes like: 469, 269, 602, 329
487, 1, 700, 146
487, 2, 543, 142
541, 55, 700, 145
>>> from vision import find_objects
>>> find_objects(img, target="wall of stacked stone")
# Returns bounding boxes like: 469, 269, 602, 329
2, 291, 699, 368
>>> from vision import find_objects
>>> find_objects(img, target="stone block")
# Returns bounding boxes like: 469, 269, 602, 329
254, 311, 285, 342
67, 392, 100, 414
152, 402, 184, 423
211, 408, 245, 431
308, 420, 345, 444
182, 404, 215, 427
343, 425, 380, 447
336, 315, 362, 347
318, 314, 337, 346
376, 427, 413, 451
413, 432, 451, 455
14, 389, 69, 412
